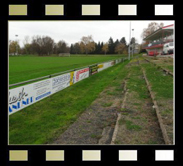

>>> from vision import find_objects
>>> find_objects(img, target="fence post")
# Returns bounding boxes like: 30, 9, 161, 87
89, 65, 92, 77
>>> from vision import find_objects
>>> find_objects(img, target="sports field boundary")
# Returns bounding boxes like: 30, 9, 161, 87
9, 57, 126, 88
9, 57, 127, 115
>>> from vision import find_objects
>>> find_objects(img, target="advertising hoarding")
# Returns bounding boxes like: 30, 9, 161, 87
90, 64, 98, 75
52, 73, 70, 94
111, 60, 116, 66
9, 78, 52, 115
97, 63, 104, 72
74, 68, 89, 83
9, 58, 123, 115
70, 71, 75, 85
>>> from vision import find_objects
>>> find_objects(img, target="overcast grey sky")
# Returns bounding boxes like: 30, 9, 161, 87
9, 20, 174, 47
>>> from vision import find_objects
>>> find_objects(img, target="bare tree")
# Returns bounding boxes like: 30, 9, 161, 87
42, 36, 54, 55
79, 42, 85, 54
23, 36, 31, 54
141, 22, 164, 39
81, 35, 95, 54
23, 36, 30, 45
56, 40, 70, 54
31, 35, 54, 56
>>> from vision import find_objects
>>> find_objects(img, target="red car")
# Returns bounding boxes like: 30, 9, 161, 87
148, 51, 159, 56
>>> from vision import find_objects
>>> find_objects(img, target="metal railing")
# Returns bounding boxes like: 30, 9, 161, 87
143, 39, 174, 49
9, 57, 127, 88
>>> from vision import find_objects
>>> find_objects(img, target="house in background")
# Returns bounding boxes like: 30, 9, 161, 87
130, 43, 140, 54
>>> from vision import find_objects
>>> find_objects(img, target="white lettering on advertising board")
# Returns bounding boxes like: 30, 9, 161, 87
51, 73, 70, 94
74, 67, 89, 83
9, 78, 52, 115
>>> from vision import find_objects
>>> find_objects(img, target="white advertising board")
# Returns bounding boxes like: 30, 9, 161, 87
74, 67, 89, 83
9, 78, 52, 115
9, 60, 123, 115
51, 73, 70, 94
98, 61, 113, 72
116, 59, 121, 64
104, 61, 112, 68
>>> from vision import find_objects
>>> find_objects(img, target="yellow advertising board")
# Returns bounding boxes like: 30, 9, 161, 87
70, 71, 75, 85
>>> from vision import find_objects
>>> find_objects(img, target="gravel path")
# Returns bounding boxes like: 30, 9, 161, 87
52, 86, 124, 145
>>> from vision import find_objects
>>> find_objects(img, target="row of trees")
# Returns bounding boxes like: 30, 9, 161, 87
69, 36, 133, 55
9, 35, 135, 56
9, 36, 70, 56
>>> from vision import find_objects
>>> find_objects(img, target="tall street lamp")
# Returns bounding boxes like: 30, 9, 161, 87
132, 29, 134, 58
128, 22, 131, 60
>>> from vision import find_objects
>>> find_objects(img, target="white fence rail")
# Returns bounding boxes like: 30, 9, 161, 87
9, 58, 127, 115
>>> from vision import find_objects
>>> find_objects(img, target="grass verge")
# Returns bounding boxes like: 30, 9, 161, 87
9, 60, 129, 144
141, 63, 173, 99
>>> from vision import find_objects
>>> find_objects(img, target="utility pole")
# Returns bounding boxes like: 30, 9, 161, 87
128, 21, 131, 60
132, 29, 134, 58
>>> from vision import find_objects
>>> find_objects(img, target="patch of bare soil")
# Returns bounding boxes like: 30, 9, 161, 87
126, 60, 139, 68
52, 86, 124, 144
140, 59, 149, 64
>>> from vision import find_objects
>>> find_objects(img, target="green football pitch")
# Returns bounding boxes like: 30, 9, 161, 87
9, 55, 126, 85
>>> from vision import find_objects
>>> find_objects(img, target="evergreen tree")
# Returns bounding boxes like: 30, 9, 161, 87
129, 37, 136, 53
108, 37, 115, 54
130, 37, 136, 44
70, 44, 74, 54
96, 42, 101, 54
114, 39, 120, 52
120, 37, 127, 46
91, 42, 98, 54
73, 43, 80, 54
100, 42, 104, 54
115, 39, 120, 45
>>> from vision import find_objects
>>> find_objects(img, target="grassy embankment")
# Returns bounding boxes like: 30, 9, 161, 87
141, 59, 173, 143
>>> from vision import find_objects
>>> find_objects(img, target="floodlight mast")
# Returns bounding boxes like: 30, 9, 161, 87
128, 21, 131, 60
132, 29, 134, 58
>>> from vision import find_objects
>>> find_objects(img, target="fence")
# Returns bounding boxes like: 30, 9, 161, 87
9, 57, 127, 115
